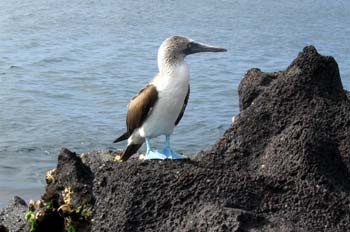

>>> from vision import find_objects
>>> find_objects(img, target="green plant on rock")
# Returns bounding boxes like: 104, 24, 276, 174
43, 200, 53, 209
66, 224, 76, 232
75, 206, 92, 221
59, 205, 92, 232
25, 210, 37, 232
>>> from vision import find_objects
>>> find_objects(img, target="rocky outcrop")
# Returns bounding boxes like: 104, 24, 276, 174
0, 196, 28, 232
1, 46, 350, 232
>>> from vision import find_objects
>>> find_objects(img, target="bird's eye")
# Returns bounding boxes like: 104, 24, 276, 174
187, 43, 193, 49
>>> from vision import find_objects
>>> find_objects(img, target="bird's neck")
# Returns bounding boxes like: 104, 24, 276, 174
152, 61, 189, 92
158, 52, 185, 74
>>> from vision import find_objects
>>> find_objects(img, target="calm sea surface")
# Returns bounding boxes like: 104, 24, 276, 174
0, 0, 349, 207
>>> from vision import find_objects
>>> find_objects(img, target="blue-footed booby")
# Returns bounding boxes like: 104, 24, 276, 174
114, 35, 226, 161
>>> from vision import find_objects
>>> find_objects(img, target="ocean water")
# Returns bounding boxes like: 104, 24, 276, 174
0, 0, 349, 207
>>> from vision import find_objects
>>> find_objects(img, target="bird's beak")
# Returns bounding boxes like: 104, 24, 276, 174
184, 41, 227, 55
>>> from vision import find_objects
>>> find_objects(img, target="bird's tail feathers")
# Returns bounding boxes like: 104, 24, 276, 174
121, 143, 143, 161
113, 132, 129, 143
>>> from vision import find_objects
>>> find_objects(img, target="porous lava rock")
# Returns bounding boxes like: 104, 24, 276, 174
1, 46, 350, 232
0, 196, 28, 232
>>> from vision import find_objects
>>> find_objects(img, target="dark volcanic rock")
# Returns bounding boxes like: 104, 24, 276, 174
43, 148, 95, 208
198, 45, 350, 230
2, 46, 350, 232
0, 196, 28, 232
39, 148, 95, 232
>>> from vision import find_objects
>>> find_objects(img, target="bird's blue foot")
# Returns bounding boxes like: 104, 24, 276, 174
143, 136, 186, 160
161, 135, 186, 159
161, 146, 186, 159
144, 149, 167, 160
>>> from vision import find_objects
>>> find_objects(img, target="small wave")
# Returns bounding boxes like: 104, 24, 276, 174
9, 65, 22, 69
0, 165, 17, 170
33, 57, 76, 66
41, 57, 64, 63
16, 147, 38, 152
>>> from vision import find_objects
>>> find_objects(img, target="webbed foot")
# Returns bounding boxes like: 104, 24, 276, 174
144, 149, 167, 160
161, 147, 186, 159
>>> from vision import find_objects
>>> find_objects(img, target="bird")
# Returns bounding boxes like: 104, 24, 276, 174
114, 35, 226, 161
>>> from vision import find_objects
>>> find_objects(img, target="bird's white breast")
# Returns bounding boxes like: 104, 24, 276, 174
139, 63, 189, 138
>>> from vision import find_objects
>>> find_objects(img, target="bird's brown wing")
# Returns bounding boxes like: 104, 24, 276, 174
175, 84, 190, 126
126, 84, 158, 135
113, 83, 158, 143
113, 83, 158, 161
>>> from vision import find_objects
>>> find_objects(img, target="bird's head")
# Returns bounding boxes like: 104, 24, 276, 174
157, 35, 226, 71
